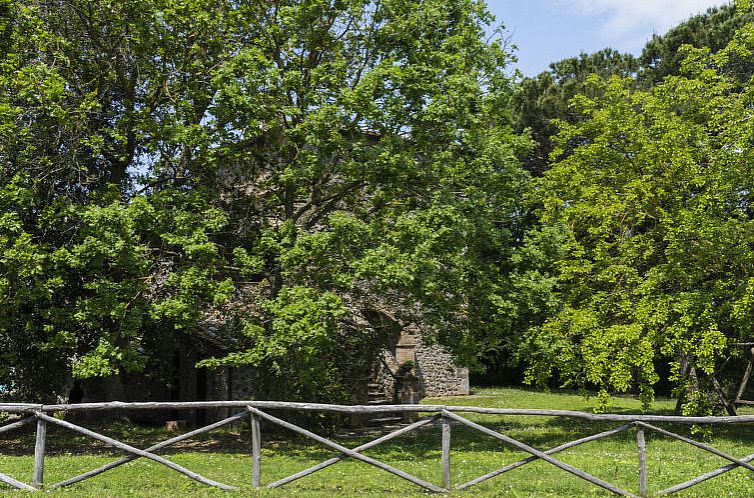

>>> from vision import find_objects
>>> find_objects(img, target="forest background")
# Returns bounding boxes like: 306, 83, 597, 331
2, 0, 754, 417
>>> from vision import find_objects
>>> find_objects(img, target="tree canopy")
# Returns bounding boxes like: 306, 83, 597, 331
520, 12, 754, 413
5, 0, 754, 415
0, 0, 530, 403
513, 49, 639, 176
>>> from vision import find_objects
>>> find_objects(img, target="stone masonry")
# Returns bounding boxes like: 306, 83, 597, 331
373, 328, 469, 402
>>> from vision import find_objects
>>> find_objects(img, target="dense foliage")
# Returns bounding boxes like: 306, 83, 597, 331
5, 0, 754, 414
519, 6, 754, 414
0, 0, 530, 403
639, 3, 754, 84
512, 4, 754, 180
513, 49, 639, 176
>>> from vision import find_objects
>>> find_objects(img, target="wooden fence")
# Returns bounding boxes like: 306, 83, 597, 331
1, 401, 754, 496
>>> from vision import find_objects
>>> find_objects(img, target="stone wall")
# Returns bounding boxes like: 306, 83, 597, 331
415, 335, 470, 397
373, 330, 469, 401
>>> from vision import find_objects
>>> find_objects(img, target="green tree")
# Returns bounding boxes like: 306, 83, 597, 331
513, 4, 754, 181
639, 3, 754, 84
523, 21, 754, 414
513, 49, 638, 176
1, 0, 530, 403
198, 0, 530, 402
0, 0, 275, 400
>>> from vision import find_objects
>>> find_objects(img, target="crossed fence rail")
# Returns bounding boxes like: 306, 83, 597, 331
1, 401, 754, 496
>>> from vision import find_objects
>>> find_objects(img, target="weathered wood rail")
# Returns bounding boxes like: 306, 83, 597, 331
1, 401, 754, 496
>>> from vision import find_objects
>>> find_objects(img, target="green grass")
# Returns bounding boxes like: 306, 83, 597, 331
2, 387, 754, 497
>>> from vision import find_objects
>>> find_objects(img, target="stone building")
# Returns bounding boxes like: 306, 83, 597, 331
370, 326, 470, 404
76, 319, 468, 427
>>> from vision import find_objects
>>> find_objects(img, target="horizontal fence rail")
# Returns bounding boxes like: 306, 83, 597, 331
0, 401, 753, 495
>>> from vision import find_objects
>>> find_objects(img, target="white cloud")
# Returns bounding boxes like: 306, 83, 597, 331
558, 0, 731, 47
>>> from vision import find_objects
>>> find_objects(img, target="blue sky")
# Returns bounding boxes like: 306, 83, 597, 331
486, 0, 731, 76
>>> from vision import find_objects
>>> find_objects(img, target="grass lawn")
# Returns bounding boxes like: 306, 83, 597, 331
1, 387, 754, 497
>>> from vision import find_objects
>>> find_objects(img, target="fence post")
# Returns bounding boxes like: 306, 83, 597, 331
33, 414, 47, 489
441, 413, 451, 491
636, 425, 647, 497
251, 412, 261, 488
